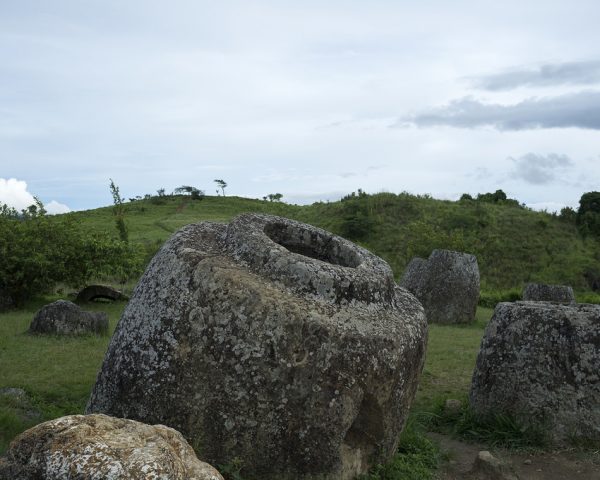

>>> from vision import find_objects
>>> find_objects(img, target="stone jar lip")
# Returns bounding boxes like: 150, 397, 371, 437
222, 213, 396, 304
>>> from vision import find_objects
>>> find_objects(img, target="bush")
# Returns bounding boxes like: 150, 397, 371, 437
478, 289, 522, 308
576, 292, 600, 304
576, 191, 600, 237
0, 207, 144, 306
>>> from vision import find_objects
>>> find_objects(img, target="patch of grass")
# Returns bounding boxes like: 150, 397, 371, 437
218, 457, 246, 480
0, 397, 38, 453
414, 307, 493, 409
0, 296, 126, 453
424, 396, 549, 450
359, 417, 440, 480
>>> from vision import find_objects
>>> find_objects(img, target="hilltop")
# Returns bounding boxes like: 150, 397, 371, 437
67, 191, 600, 298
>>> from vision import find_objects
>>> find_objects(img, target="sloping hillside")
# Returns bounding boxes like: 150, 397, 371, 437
69, 192, 600, 294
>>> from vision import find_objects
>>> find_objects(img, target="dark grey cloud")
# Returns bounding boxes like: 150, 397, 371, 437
472, 60, 600, 91
509, 153, 574, 185
405, 91, 600, 130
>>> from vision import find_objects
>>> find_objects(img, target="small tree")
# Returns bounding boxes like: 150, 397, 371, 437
266, 193, 283, 202
214, 179, 227, 196
109, 179, 128, 243
174, 185, 205, 200
577, 191, 600, 236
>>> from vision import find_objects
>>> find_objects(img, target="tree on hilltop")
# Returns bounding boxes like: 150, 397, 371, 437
214, 179, 227, 196
577, 191, 600, 236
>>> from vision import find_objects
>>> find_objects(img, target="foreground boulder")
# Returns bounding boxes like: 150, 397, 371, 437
76, 284, 128, 303
400, 249, 480, 324
29, 300, 108, 335
87, 213, 427, 479
0, 414, 223, 479
470, 301, 600, 442
522, 283, 575, 303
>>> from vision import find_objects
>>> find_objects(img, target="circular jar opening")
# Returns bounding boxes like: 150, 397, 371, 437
264, 221, 361, 268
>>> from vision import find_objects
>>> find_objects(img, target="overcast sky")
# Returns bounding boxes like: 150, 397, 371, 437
1, 0, 599, 213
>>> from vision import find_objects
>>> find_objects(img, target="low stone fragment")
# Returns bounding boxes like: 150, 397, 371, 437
29, 300, 108, 335
470, 301, 600, 443
443, 399, 463, 417
0, 414, 223, 480
76, 285, 128, 303
471, 451, 519, 480
522, 283, 575, 303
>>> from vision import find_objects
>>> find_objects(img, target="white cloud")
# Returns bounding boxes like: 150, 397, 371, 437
0, 178, 35, 210
0, 177, 71, 214
404, 91, 600, 131
470, 60, 600, 91
45, 200, 71, 214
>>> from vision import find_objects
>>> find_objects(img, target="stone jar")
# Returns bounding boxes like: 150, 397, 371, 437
87, 213, 427, 479
29, 300, 108, 335
470, 301, 600, 443
400, 249, 480, 324
522, 283, 575, 303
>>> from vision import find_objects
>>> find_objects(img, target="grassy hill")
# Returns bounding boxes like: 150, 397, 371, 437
69, 191, 600, 298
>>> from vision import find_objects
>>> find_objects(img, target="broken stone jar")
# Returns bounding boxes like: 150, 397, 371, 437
87, 213, 428, 480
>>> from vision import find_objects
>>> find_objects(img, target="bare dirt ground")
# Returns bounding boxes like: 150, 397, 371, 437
429, 432, 600, 480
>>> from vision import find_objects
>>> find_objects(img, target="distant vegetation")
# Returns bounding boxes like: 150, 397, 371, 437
0, 198, 143, 306
3, 188, 600, 305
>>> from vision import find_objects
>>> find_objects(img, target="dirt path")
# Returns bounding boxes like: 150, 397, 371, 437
428, 432, 600, 480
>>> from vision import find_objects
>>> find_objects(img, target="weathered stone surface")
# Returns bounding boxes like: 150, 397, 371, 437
0, 414, 223, 480
29, 300, 108, 335
470, 301, 600, 443
76, 285, 128, 303
400, 249, 480, 324
87, 213, 428, 479
522, 283, 575, 303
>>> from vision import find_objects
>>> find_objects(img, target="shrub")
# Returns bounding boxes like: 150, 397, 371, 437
478, 289, 522, 308
576, 191, 600, 237
0, 206, 143, 306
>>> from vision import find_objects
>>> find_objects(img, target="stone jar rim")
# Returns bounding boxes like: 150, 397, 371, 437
222, 213, 395, 304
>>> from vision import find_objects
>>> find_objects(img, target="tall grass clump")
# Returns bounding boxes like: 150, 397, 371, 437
359, 416, 440, 480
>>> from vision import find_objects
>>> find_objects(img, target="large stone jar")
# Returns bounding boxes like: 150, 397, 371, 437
87, 213, 427, 479
470, 301, 600, 443
400, 249, 480, 324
